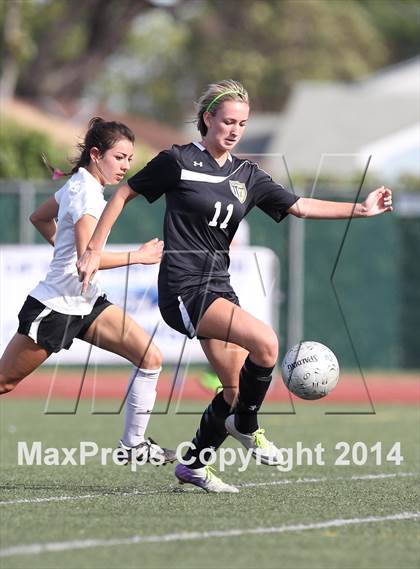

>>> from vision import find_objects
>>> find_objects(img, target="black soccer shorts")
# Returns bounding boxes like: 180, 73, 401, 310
17, 295, 112, 354
159, 288, 240, 340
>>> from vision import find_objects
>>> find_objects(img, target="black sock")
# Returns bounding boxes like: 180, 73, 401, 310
235, 355, 274, 434
183, 391, 232, 469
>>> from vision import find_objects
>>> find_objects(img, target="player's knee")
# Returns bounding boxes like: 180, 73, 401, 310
141, 344, 162, 371
256, 330, 278, 367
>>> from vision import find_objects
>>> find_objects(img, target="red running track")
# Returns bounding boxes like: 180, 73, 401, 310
5, 371, 419, 405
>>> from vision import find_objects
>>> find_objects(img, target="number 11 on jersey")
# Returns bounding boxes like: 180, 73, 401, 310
209, 202, 234, 229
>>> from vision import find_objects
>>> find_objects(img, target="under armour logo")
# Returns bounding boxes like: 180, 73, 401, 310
193, 161, 203, 167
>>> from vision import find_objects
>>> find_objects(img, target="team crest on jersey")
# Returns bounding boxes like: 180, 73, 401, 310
229, 180, 247, 204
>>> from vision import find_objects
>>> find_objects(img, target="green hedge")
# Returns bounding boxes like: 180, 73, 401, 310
0, 119, 68, 179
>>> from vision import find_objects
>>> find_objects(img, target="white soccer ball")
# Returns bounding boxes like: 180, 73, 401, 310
281, 341, 339, 400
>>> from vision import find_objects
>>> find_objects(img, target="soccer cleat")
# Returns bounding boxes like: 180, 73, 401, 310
175, 463, 239, 493
115, 440, 149, 465
225, 414, 283, 465
116, 439, 177, 466
147, 437, 177, 465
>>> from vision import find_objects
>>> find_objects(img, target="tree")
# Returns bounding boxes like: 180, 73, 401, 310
92, 8, 191, 124
355, 0, 420, 62
92, 0, 392, 122
1, 0, 417, 119
0, 0, 181, 102
0, 1, 25, 100
183, 0, 389, 110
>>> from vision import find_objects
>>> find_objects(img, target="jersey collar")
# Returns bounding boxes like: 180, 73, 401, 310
193, 141, 232, 162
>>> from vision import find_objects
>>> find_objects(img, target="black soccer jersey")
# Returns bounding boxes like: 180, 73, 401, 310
127, 142, 299, 306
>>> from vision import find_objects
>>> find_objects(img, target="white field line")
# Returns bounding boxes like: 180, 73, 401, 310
0, 488, 162, 505
1, 512, 419, 558
0, 471, 417, 506
240, 471, 418, 488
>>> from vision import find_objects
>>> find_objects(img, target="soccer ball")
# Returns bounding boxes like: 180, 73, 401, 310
281, 341, 339, 400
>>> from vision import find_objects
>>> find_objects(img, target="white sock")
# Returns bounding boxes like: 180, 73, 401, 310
121, 367, 160, 448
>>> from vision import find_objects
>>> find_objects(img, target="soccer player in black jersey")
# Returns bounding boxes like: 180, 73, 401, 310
78, 80, 393, 493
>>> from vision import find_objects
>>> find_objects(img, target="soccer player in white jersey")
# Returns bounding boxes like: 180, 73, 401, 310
0, 117, 175, 464
77, 82, 393, 492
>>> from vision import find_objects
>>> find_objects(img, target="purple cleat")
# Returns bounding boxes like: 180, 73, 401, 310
175, 463, 239, 493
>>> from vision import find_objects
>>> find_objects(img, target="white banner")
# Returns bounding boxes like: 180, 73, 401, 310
0, 245, 279, 364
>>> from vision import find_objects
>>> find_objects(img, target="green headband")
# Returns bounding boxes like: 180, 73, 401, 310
206, 90, 243, 113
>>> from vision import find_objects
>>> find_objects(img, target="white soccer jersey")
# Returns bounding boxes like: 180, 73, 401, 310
30, 167, 107, 315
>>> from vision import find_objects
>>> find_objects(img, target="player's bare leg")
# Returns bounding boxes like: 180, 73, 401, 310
200, 337, 247, 405
82, 304, 161, 369
174, 337, 246, 492
82, 304, 175, 464
175, 298, 282, 494
198, 298, 283, 465
180, 338, 245, 461
0, 334, 49, 395
197, 298, 278, 367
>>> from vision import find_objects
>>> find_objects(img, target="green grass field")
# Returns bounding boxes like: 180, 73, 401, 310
1, 399, 419, 569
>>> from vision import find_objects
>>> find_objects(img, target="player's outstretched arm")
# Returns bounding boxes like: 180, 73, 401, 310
75, 213, 163, 271
29, 195, 59, 246
287, 186, 393, 220
98, 238, 164, 269
76, 184, 138, 292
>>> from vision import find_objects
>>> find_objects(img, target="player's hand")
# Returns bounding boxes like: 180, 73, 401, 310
362, 187, 393, 216
77, 249, 101, 294
133, 238, 164, 265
